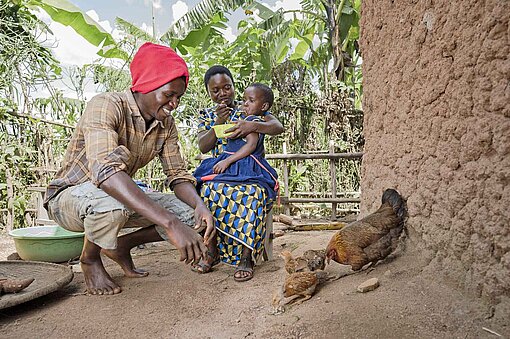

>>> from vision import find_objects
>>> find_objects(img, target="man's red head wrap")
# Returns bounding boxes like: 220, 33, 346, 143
130, 42, 189, 94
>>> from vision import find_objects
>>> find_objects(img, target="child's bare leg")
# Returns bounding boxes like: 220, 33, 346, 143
80, 237, 122, 295
102, 226, 162, 278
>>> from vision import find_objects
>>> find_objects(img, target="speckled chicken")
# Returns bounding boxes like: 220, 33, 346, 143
280, 249, 326, 274
280, 250, 308, 274
272, 270, 330, 313
302, 249, 326, 271
325, 189, 406, 271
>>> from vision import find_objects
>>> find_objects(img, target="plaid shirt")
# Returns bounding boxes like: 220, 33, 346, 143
197, 101, 244, 157
45, 90, 195, 205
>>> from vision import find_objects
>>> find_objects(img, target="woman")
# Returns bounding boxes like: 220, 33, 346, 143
192, 65, 283, 281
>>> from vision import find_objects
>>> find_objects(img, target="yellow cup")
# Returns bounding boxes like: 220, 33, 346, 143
212, 123, 235, 138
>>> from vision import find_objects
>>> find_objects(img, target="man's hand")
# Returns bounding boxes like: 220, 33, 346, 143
225, 120, 257, 139
193, 204, 215, 244
213, 159, 230, 174
163, 218, 208, 264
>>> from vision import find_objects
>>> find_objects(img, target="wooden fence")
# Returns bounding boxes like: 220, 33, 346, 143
1, 113, 363, 228
266, 143, 363, 220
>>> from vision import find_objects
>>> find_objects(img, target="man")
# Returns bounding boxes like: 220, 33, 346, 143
45, 42, 214, 295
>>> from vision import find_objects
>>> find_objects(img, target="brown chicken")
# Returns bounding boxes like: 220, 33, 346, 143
272, 270, 329, 313
325, 188, 406, 271
280, 249, 326, 274
280, 250, 308, 274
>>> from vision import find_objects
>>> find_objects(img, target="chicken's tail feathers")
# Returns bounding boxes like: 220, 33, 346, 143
382, 188, 407, 221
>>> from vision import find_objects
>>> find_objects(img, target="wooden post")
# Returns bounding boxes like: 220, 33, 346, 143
27, 186, 52, 224
282, 141, 290, 216
262, 209, 273, 262
329, 141, 337, 220
6, 169, 14, 232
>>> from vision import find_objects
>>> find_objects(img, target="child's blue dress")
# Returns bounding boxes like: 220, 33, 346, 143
193, 116, 278, 201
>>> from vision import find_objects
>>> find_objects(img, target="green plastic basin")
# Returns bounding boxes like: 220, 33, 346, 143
9, 225, 84, 263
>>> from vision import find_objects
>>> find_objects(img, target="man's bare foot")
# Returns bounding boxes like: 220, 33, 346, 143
80, 258, 122, 295
102, 247, 149, 278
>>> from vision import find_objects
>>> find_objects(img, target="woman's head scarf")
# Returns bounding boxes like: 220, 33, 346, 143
130, 42, 189, 94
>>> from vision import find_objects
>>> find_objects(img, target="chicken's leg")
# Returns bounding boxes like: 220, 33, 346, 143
294, 294, 312, 305
280, 294, 302, 306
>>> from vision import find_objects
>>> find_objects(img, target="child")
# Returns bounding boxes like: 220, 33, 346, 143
193, 82, 279, 201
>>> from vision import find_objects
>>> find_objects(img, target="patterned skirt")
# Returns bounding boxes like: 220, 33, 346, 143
200, 182, 271, 266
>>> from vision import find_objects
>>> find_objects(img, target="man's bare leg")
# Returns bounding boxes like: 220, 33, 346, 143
102, 226, 163, 278
80, 237, 122, 295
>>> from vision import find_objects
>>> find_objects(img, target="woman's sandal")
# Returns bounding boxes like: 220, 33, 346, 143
191, 251, 220, 274
234, 257, 254, 282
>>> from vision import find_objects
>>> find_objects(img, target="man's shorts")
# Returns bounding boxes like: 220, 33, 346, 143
46, 182, 195, 249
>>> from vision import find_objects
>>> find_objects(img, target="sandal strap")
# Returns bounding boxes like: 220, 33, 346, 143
235, 266, 253, 273
206, 250, 220, 265
206, 250, 217, 259
234, 264, 254, 282
191, 261, 212, 274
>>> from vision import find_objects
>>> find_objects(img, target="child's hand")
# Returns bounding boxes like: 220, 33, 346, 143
213, 160, 230, 174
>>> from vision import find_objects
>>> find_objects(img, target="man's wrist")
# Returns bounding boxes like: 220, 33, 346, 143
169, 178, 194, 190
164, 214, 181, 230
194, 198, 208, 210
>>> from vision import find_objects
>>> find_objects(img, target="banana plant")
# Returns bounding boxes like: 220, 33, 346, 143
27, 0, 128, 60
254, 0, 360, 83
160, 0, 252, 42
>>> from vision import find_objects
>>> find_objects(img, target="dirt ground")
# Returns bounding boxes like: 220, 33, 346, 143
0, 225, 509, 339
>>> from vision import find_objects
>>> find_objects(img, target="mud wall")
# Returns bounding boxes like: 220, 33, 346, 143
359, 0, 509, 301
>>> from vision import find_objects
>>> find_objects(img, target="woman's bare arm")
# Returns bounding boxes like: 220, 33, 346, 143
197, 129, 217, 154
226, 113, 283, 139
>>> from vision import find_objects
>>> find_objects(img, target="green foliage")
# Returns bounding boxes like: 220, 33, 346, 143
91, 64, 131, 93
0, 0, 61, 108
33, 90, 84, 122
0, 0, 365, 228
0, 112, 60, 229
0, 1, 63, 228
161, 0, 252, 41
115, 17, 156, 44
28, 0, 128, 60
